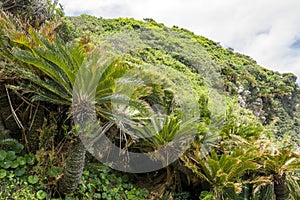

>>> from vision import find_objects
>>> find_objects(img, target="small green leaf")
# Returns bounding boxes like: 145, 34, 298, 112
28, 175, 39, 184
0, 169, 6, 179
94, 193, 101, 198
25, 154, 35, 165
11, 160, 19, 168
15, 168, 26, 176
12, 143, 24, 153
1, 160, 12, 169
7, 171, 14, 179
103, 186, 108, 191
6, 151, 16, 161
0, 150, 7, 161
37, 190, 47, 199
49, 167, 60, 177
17, 157, 26, 165
102, 192, 107, 198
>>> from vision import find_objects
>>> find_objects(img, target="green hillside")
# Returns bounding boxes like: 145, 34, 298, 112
60, 14, 299, 139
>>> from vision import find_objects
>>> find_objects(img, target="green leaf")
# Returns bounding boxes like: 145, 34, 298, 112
11, 143, 24, 154
0, 150, 7, 161
28, 175, 39, 184
49, 166, 60, 177
17, 157, 26, 165
15, 168, 26, 176
25, 154, 35, 165
10, 160, 19, 168
102, 192, 107, 198
0, 160, 12, 169
37, 190, 47, 199
94, 193, 101, 198
200, 191, 215, 200
0, 169, 6, 179
6, 151, 16, 161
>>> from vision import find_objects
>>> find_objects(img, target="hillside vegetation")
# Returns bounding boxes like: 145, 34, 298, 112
0, 6, 299, 200
60, 14, 299, 139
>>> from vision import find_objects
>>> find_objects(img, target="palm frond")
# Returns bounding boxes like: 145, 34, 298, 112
287, 175, 300, 199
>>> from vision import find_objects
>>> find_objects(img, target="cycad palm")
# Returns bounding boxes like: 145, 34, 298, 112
128, 114, 199, 196
184, 146, 260, 200
0, 11, 150, 195
256, 139, 300, 200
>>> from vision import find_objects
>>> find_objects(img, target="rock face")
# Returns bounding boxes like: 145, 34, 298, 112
235, 73, 299, 139
237, 85, 266, 123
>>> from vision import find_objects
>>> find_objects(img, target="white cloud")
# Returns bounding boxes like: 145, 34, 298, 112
59, 0, 131, 17
59, 0, 300, 82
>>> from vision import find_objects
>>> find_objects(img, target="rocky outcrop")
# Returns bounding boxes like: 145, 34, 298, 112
235, 72, 299, 138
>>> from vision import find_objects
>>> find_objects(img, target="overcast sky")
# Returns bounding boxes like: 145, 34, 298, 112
59, 0, 300, 83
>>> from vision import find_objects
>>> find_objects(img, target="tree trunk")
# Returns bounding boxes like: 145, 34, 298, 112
58, 138, 86, 195
26, 103, 44, 153
274, 173, 288, 200
57, 97, 95, 194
